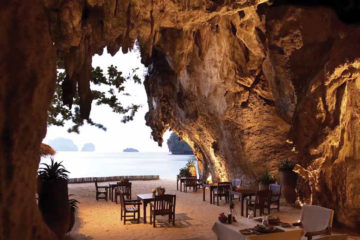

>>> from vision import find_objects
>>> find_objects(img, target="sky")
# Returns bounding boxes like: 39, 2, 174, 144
44, 47, 171, 152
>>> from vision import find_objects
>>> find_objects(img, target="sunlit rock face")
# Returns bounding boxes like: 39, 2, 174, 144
144, 3, 360, 230
2, 1, 360, 238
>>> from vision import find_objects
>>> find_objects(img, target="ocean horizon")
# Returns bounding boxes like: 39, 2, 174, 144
40, 151, 196, 180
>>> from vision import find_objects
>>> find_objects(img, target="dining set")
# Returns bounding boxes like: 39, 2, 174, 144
178, 176, 281, 218
94, 178, 176, 227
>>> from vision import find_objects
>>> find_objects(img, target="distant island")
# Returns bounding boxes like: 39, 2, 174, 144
167, 133, 193, 155
123, 148, 139, 152
81, 143, 95, 152
48, 137, 78, 151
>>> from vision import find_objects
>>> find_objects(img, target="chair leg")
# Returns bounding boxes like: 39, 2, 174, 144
123, 212, 126, 224
217, 195, 219, 206
137, 209, 140, 223
153, 215, 156, 228
246, 205, 249, 217
173, 213, 175, 225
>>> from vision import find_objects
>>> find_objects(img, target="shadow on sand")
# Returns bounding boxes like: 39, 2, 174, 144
65, 211, 93, 240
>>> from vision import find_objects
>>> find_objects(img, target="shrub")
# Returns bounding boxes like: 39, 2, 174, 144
38, 158, 69, 181
258, 169, 275, 184
179, 167, 191, 177
278, 159, 295, 172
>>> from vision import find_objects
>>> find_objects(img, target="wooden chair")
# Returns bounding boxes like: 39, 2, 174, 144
230, 178, 242, 201
246, 190, 270, 217
196, 174, 204, 190
184, 176, 198, 192
294, 205, 334, 240
266, 183, 281, 213
119, 193, 141, 224
149, 194, 176, 227
213, 182, 232, 206
115, 182, 132, 203
94, 179, 108, 201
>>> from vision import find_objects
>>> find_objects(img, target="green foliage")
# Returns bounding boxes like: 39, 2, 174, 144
278, 159, 295, 172
179, 160, 196, 177
167, 133, 193, 154
68, 195, 80, 212
156, 186, 165, 191
186, 160, 195, 168
258, 169, 275, 185
48, 65, 142, 133
179, 167, 191, 177
38, 158, 69, 181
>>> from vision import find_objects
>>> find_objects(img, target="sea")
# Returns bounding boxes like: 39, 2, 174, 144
40, 152, 196, 180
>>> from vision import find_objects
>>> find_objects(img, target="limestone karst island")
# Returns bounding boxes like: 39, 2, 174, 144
2, 1, 360, 240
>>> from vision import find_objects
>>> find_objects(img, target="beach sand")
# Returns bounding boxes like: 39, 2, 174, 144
65, 179, 358, 240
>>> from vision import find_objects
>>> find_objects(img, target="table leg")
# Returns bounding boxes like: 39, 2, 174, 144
203, 186, 205, 201
143, 201, 147, 223
180, 180, 183, 192
177, 178, 179, 191
241, 195, 245, 216
109, 186, 112, 201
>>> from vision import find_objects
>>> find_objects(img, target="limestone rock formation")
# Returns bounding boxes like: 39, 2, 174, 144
2, 0, 360, 238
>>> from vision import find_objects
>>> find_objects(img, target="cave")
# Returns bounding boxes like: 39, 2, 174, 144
1, 0, 360, 239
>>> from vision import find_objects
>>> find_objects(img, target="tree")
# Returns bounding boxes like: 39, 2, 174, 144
167, 133, 193, 155
48, 65, 142, 133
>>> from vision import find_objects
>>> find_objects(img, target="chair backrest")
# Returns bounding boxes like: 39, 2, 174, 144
269, 184, 281, 201
185, 176, 197, 185
301, 205, 334, 233
94, 179, 99, 189
217, 182, 232, 194
232, 178, 242, 187
248, 229, 303, 240
314, 235, 348, 240
255, 190, 270, 207
153, 194, 176, 214
119, 193, 126, 208
116, 182, 131, 198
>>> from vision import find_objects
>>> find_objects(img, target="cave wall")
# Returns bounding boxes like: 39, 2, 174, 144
0, 0, 57, 239
144, 3, 360, 229
2, 0, 360, 238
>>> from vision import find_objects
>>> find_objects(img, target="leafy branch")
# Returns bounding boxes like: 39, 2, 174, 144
48, 65, 142, 133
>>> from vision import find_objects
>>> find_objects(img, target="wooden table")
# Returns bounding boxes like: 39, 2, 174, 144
229, 189, 257, 216
177, 176, 196, 192
137, 193, 154, 223
202, 183, 219, 204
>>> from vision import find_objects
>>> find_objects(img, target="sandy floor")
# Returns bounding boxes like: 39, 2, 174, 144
65, 179, 359, 240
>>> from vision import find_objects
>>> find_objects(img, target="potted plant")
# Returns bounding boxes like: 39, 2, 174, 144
258, 169, 275, 190
38, 158, 70, 239
67, 196, 79, 233
278, 159, 297, 204
186, 160, 197, 177
156, 186, 166, 195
